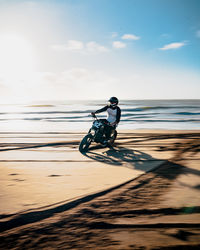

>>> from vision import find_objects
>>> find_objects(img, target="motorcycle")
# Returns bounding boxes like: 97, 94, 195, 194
79, 114, 117, 153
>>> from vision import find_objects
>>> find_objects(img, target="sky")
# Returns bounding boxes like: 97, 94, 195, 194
0, 0, 199, 103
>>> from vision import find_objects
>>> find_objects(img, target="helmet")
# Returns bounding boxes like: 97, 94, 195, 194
108, 97, 119, 107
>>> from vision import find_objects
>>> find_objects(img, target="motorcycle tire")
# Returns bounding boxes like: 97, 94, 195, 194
79, 134, 93, 153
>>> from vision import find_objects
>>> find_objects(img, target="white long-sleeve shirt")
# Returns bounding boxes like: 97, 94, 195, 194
95, 105, 121, 124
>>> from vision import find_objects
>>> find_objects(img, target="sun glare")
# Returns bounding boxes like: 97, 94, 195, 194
0, 34, 36, 87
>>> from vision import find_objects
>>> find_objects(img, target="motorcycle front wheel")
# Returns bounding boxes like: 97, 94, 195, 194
79, 134, 93, 153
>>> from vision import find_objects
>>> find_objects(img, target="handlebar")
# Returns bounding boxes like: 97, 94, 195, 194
90, 113, 113, 126
91, 113, 98, 119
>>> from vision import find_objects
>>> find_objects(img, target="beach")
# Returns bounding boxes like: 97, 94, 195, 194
0, 129, 200, 249
1, 0, 200, 248
0, 0, 200, 247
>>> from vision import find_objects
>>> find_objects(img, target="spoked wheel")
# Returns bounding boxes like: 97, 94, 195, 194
108, 130, 117, 146
79, 134, 93, 153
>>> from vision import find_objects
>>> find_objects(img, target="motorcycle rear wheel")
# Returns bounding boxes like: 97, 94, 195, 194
79, 134, 93, 153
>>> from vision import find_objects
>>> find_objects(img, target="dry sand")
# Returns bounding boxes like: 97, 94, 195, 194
0, 130, 200, 249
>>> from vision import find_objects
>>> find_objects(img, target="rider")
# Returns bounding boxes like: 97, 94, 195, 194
91, 97, 121, 143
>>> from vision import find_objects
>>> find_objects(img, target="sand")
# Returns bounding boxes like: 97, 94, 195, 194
0, 130, 200, 249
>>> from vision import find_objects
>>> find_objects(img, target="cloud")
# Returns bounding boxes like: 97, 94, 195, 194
112, 41, 126, 49
196, 30, 200, 38
86, 41, 109, 53
121, 34, 140, 40
159, 42, 186, 50
30, 68, 119, 100
66, 40, 84, 50
51, 40, 108, 53
51, 40, 84, 51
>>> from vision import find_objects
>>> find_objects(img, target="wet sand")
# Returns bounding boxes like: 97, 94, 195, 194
0, 130, 200, 249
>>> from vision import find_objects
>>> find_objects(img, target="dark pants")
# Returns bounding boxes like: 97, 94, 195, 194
100, 119, 116, 140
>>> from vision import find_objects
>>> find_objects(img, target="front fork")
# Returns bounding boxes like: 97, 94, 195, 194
89, 129, 106, 144
88, 129, 95, 142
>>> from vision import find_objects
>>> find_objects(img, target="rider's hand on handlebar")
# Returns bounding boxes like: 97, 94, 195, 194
110, 121, 117, 126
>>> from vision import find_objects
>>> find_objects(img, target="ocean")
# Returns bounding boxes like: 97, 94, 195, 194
0, 99, 199, 132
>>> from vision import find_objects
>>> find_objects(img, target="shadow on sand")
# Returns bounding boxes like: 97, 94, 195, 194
0, 133, 200, 235
83, 145, 163, 172
1, 159, 200, 234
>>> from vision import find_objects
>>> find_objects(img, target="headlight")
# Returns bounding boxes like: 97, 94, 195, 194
90, 129, 95, 136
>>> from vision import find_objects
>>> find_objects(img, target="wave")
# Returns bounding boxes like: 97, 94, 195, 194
1, 117, 198, 123
10, 116, 86, 121
1, 101, 200, 131
1, 106, 200, 116
46, 119, 91, 123
122, 106, 200, 112
122, 113, 157, 117
0, 110, 93, 115
27, 104, 55, 107
174, 112, 200, 116
121, 118, 200, 123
